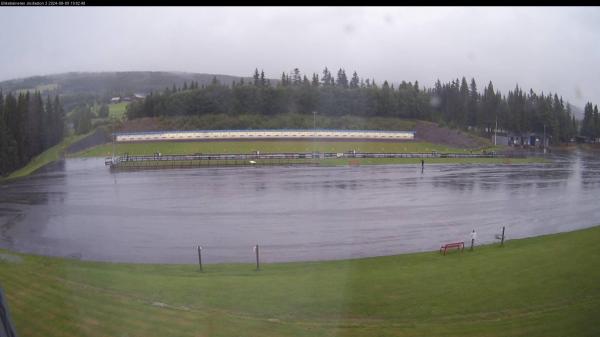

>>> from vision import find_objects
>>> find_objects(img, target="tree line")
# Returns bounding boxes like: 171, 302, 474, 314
581, 102, 600, 140
127, 68, 595, 144
0, 91, 64, 176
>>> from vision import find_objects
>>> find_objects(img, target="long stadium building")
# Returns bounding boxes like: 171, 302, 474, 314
114, 129, 416, 142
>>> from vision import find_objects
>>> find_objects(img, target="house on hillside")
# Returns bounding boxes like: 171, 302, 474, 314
110, 97, 121, 103
133, 93, 146, 101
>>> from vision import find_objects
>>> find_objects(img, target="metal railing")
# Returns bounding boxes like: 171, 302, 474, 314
106, 151, 523, 169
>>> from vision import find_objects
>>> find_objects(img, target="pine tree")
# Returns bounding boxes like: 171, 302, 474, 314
280, 72, 287, 86
0, 115, 18, 176
74, 104, 92, 135
292, 68, 301, 85
311, 73, 319, 87
467, 78, 478, 127
350, 71, 359, 89
0, 90, 3, 122
52, 95, 64, 145
98, 103, 109, 118
458, 77, 469, 127
593, 105, 600, 139
322, 67, 332, 86
336, 69, 348, 88
16, 92, 29, 165
253, 68, 260, 86
260, 70, 266, 87
28, 92, 44, 156
581, 102, 593, 138
44, 95, 54, 147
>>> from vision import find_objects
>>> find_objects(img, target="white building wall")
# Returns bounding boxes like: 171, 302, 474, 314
115, 130, 415, 142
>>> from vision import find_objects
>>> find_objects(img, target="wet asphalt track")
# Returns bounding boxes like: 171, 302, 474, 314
1, 148, 599, 263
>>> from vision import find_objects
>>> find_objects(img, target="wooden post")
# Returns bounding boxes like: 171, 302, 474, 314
198, 246, 203, 272
255, 244, 260, 271
470, 238, 474, 251
501, 226, 505, 246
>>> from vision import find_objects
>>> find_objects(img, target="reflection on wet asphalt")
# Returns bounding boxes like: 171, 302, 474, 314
0, 149, 599, 263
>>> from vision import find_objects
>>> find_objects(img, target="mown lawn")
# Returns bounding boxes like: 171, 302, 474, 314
1, 226, 599, 337
75, 140, 544, 165
108, 102, 129, 120
75, 140, 484, 157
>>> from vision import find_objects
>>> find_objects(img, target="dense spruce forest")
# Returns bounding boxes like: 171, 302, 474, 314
128, 68, 600, 143
0, 91, 65, 176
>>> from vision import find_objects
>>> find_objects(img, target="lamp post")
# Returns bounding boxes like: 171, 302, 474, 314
312, 111, 317, 156
543, 124, 546, 154
112, 116, 116, 160
494, 115, 498, 146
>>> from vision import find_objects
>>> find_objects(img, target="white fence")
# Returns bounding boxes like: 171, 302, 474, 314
115, 129, 415, 142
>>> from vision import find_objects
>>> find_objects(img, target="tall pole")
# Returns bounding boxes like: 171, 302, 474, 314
543, 124, 546, 154
197, 246, 203, 272
111, 117, 114, 158
254, 244, 260, 271
313, 111, 317, 156
112, 116, 117, 162
494, 115, 498, 146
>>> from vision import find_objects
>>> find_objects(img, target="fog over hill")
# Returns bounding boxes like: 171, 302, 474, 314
1, 8, 599, 108
0, 71, 589, 121
0, 71, 250, 97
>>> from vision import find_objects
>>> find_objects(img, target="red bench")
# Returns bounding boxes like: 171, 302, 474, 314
440, 242, 464, 255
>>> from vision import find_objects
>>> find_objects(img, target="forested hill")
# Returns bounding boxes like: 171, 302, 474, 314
0, 72, 249, 110
127, 68, 600, 144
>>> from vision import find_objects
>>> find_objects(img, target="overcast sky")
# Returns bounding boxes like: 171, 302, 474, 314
1, 6, 599, 106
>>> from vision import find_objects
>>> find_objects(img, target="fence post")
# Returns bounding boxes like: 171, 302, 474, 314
501, 226, 505, 246
198, 246, 203, 272
254, 244, 260, 271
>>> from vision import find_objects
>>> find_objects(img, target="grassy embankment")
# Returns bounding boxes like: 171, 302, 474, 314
1, 226, 599, 337
1, 102, 127, 181
0, 132, 92, 182
75, 140, 544, 165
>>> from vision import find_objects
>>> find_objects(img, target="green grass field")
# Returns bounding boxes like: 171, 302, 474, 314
108, 102, 128, 120
75, 140, 544, 165
75, 141, 490, 157
1, 226, 599, 337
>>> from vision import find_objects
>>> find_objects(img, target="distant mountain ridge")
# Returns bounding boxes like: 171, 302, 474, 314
0, 71, 257, 111
0, 71, 252, 97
